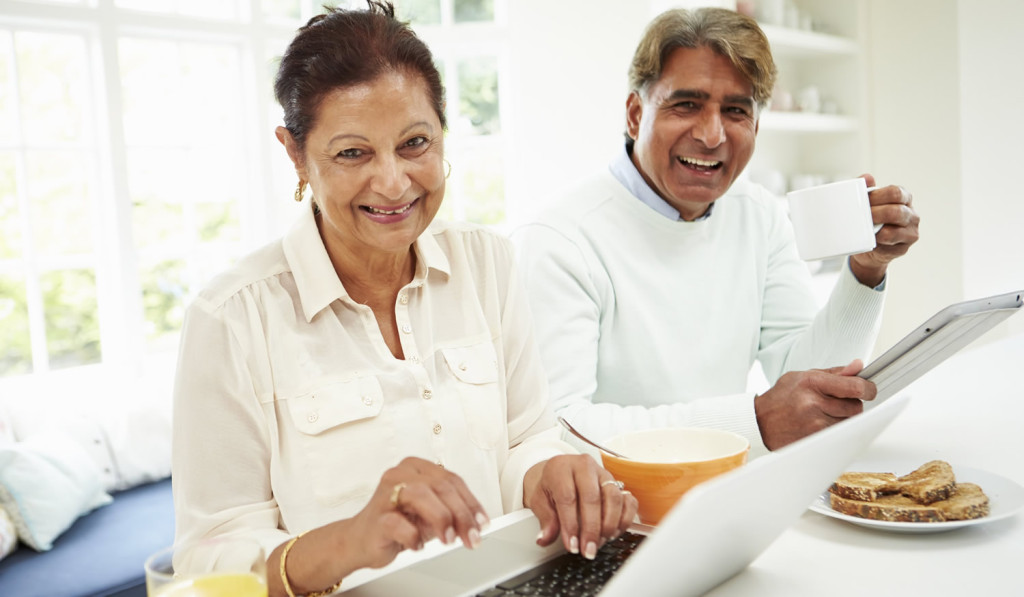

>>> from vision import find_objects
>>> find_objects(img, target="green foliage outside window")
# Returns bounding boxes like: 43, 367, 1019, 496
0, 276, 31, 376
0, 153, 20, 260
140, 259, 187, 347
41, 269, 102, 370
454, 0, 493, 23
399, 0, 441, 24
458, 57, 500, 135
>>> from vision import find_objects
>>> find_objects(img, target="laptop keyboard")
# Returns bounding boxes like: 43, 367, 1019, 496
475, 531, 646, 597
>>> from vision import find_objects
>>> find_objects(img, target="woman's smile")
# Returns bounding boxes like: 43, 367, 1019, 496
360, 197, 420, 222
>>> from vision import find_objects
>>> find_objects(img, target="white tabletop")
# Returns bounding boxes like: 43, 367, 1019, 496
344, 332, 1024, 596
708, 332, 1024, 596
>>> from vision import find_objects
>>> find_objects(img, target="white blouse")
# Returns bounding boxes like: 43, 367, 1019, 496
171, 205, 573, 559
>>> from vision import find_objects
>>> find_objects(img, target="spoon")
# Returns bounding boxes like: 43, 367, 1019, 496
557, 416, 630, 459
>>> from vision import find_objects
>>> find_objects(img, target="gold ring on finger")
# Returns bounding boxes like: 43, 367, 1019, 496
600, 479, 625, 491
390, 482, 407, 507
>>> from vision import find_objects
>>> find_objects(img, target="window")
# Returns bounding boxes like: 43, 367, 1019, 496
0, 0, 509, 385
392, 0, 509, 226
1, 27, 103, 376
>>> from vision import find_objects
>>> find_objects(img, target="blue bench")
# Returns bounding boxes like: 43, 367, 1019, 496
0, 478, 174, 597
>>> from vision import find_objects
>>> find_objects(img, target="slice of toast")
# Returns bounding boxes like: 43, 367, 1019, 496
830, 471, 899, 502
932, 483, 990, 520
882, 460, 956, 504
829, 482, 990, 523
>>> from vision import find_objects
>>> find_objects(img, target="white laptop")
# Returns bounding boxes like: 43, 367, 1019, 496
342, 392, 912, 597
859, 289, 1023, 403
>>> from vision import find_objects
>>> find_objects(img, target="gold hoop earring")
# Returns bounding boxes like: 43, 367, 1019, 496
444, 159, 452, 179
294, 180, 306, 203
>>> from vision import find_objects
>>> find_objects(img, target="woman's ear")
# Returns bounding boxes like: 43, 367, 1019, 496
275, 126, 306, 176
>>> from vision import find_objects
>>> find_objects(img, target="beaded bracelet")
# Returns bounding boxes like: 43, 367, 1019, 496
280, 531, 343, 597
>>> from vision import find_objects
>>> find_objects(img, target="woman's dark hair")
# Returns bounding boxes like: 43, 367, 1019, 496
274, 1, 446, 153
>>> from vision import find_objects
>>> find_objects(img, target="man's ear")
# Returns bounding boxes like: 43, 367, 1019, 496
625, 91, 643, 141
275, 126, 306, 177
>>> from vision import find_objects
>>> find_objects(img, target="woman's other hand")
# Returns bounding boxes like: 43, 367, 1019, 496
524, 455, 639, 560
352, 456, 490, 569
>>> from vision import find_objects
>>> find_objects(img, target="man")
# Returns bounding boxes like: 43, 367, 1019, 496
512, 7, 919, 457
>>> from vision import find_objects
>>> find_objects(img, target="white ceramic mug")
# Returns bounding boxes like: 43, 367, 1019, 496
786, 177, 877, 261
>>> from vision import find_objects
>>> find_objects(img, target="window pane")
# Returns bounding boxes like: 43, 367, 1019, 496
116, 0, 241, 18
132, 196, 185, 251
120, 37, 249, 352
139, 258, 186, 349
263, 0, 301, 23
41, 268, 102, 370
15, 31, 90, 145
119, 39, 182, 145
455, 147, 505, 225
0, 152, 20, 260
176, 0, 240, 20
116, 0, 174, 12
27, 150, 94, 258
197, 201, 239, 243
127, 149, 241, 247
119, 38, 245, 148
399, 0, 441, 25
454, 0, 493, 23
456, 56, 500, 135
0, 275, 31, 377
0, 31, 18, 146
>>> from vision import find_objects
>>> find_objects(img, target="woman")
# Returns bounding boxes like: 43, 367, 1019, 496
170, 2, 638, 595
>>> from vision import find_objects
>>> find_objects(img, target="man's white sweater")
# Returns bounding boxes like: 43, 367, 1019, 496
513, 169, 885, 456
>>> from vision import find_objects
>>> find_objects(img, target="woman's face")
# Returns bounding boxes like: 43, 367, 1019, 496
288, 70, 445, 262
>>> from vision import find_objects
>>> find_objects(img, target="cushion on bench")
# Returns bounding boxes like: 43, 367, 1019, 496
0, 477, 173, 597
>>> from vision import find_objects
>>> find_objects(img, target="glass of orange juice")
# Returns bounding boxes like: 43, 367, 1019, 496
145, 536, 267, 597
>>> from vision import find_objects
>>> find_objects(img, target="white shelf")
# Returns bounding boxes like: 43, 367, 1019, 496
747, 0, 867, 188
760, 24, 860, 56
759, 112, 860, 133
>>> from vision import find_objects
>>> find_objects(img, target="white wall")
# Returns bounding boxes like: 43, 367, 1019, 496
504, 1, 653, 227
957, 2, 1024, 319
868, 0, 1024, 350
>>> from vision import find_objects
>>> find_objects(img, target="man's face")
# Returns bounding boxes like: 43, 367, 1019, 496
626, 46, 759, 221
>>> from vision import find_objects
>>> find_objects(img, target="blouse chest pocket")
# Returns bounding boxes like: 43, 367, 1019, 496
441, 342, 504, 449
285, 376, 393, 505
288, 377, 384, 434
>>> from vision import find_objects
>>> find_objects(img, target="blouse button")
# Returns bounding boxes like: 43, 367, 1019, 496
402, 324, 412, 334
307, 413, 319, 423
458, 362, 467, 371
432, 423, 442, 435
362, 395, 373, 406
422, 389, 432, 400
399, 293, 408, 305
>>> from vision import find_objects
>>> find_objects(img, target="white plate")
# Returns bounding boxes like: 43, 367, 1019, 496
809, 463, 1024, 534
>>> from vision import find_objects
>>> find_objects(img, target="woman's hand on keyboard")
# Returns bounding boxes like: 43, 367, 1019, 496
523, 455, 639, 560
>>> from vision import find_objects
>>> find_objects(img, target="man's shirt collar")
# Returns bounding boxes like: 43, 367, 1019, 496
608, 143, 715, 222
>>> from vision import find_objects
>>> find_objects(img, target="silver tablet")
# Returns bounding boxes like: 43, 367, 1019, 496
860, 289, 1023, 402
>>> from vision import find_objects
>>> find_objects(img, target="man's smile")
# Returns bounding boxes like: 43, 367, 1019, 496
677, 155, 723, 172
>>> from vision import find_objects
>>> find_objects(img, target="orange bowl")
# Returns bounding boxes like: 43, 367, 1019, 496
600, 428, 749, 525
